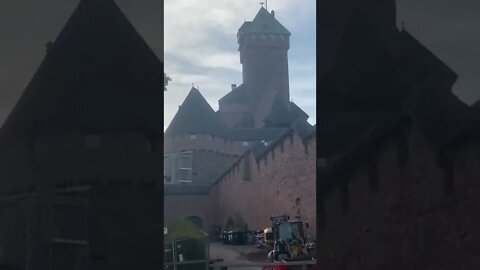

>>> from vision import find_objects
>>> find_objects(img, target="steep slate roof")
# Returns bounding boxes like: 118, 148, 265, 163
264, 94, 293, 127
291, 119, 315, 140
290, 102, 309, 121
218, 84, 248, 103
238, 7, 291, 35
393, 30, 457, 88
165, 87, 226, 137
321, 82, 472, 181
404, 80, 473, 151
0, 0, 163, 140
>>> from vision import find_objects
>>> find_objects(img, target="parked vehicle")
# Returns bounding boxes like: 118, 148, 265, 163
261, 215, 316, 270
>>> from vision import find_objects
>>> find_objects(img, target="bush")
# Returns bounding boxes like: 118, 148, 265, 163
164, 220, 207, 270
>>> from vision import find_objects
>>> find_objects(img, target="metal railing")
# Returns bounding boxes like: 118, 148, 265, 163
164, 237, 211, 270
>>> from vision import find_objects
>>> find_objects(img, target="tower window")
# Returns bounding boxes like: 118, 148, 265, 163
164, 151, 193, 184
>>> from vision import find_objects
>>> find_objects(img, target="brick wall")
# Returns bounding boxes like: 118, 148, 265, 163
212, 131, 316, 239
164, 134, 248, 155
165, 130, 316, 239
317, 121, 480, 269
0, 132, 163, 196
164, 193, 218, 231
191, 150, 239, 185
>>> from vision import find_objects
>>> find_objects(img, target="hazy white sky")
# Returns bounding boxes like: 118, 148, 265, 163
163, 0, 317, 130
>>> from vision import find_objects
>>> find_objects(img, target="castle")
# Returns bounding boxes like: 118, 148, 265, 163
163, 7, 317, 239
166, 1, 480, 269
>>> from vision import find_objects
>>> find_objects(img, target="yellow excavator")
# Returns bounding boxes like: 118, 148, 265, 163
264, 226, 275, 246
262, 215, 316, 270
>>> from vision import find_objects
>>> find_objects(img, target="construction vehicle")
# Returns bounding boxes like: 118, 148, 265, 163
264, 226, 275, 246
262, 215, 316, 270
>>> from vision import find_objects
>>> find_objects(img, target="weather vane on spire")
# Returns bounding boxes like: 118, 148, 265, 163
260, 0, 268, 10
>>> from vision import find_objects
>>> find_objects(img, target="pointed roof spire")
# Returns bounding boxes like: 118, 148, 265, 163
165, 87, 226, 137
0, 0, 163, 140
238, 6, 290, 35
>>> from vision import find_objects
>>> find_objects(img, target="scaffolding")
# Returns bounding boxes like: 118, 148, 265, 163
0, 187, 89, 270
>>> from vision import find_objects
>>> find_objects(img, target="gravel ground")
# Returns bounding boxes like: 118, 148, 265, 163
209, 242, 269, 270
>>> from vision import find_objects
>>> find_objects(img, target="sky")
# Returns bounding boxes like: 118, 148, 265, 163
0, 0, 478, 129
164, 0, 317, 130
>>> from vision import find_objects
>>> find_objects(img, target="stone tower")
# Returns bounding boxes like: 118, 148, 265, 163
237, 7, 291, 127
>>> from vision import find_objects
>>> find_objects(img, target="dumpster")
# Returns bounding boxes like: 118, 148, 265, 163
221, 231, 229, 244
231, 231, 249, 245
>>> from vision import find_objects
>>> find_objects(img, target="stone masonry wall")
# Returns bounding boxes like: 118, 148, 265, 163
0, 132, 163, 196
211, 131, 316, 240
164, 131, 316, 240
317, 121, 480, 270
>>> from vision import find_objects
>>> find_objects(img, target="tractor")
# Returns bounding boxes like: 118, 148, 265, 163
262, 215, 316, 270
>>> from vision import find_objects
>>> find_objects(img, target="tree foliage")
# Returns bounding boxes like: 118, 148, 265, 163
164, 73, 171, 91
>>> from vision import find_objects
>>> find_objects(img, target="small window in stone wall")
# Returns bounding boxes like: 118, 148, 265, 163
164, 151, 193, 184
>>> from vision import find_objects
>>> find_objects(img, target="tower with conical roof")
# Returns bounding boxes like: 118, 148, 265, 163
226, 7, 292, 128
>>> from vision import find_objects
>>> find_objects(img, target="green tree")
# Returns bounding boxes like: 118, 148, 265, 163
164, 73, 171, 91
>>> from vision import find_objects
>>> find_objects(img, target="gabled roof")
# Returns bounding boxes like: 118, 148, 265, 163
238, 7, 290, 35
290, 102, 309, 121
291, 119, 315, 140
403, 80, 472, 151
165, 87, 226, 137
0, 0, 163, 140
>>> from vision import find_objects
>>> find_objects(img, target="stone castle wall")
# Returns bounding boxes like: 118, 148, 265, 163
164, 130, 317, 240
317, 121, 480, 269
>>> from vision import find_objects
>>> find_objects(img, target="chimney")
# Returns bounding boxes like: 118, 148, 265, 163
231, 84, 237, 90
271, 10, 275, 18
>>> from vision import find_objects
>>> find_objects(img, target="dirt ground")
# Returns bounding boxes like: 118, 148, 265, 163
209, 242, 269, 270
